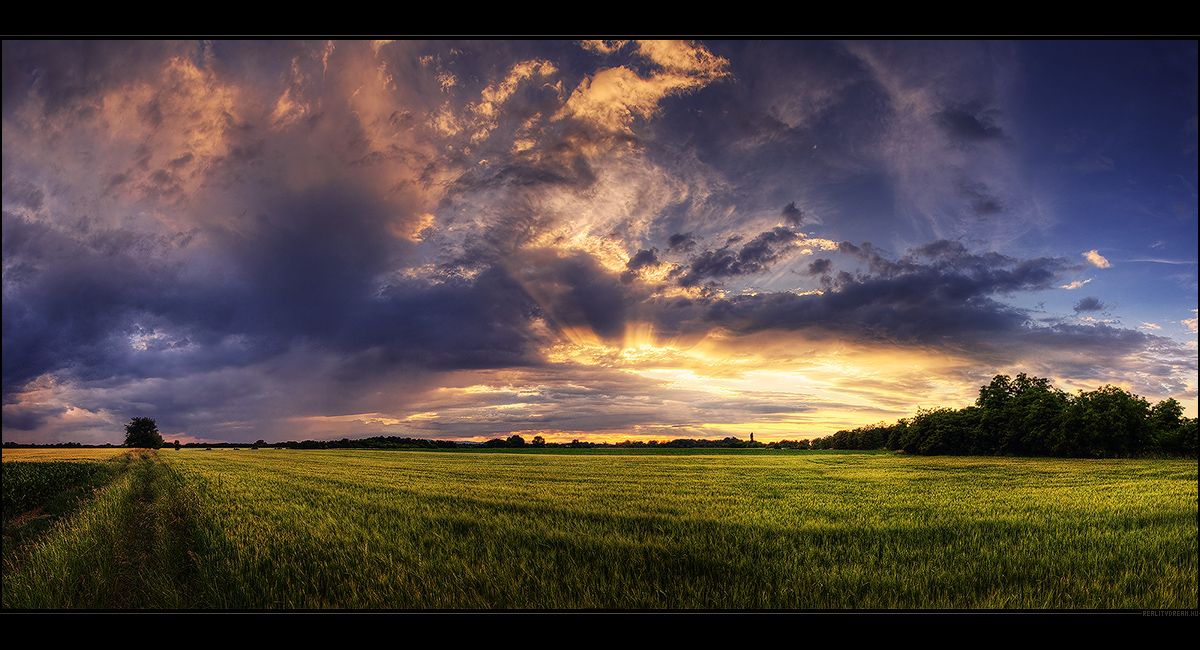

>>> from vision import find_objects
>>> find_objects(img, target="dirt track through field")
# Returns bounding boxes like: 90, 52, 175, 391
111, 454, 157, 607
109, 451, 203, 608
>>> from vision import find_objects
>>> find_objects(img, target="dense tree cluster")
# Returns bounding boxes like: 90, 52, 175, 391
809, 422, 904, 451
123, 417, 164, 449
810, 374, 1197, 458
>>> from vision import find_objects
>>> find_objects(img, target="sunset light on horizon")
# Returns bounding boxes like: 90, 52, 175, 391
3, 39, 1197, 446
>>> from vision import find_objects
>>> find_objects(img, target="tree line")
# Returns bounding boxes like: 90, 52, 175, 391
20, 376, 1195, 459
808, 373, 1197, 458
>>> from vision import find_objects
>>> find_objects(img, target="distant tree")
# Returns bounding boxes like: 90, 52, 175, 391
532, 435, 546, 447
507, 434, 526, 447
124, 417, 164, 449
173, 440, 181, 450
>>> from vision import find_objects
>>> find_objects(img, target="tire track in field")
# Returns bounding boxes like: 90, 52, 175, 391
109, 450, 203, 608
109, 451, 158, 608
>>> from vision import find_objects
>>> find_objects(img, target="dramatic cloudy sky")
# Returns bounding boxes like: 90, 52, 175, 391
4, 40, 1197, 445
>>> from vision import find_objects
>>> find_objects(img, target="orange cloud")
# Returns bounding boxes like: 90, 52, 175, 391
1084, 249, 1111, 268
555, 40, 728, 134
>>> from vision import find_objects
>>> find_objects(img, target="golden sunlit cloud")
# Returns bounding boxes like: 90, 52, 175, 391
1084, 249, 1111, 268
579, 40, 627, 56
269, 57, 312, 130
389, 212, 436, 242
554, 41, 729, 134
634, 40, 731, 80
1184, 311, 1198, 333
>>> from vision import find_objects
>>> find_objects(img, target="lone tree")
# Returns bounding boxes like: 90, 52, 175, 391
125, 417, 164, 449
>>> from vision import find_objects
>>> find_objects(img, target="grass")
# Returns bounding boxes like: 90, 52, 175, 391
165, 449, 1198, 609
4, 460, 123, 588
4, 448, 1196, 609
3, 450, 205, 609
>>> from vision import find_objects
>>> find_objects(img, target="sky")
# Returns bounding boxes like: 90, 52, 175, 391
3, 39, 1197, 445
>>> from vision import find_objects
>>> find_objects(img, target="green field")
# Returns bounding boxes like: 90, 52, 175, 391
3, 448, 1197, 609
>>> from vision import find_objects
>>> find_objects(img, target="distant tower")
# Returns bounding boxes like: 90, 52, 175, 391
750, 432, 754, 443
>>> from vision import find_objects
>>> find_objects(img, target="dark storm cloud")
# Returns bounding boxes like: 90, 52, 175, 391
781, 201, 804, 226
655, 239, 1075, 346
1074, 296, 1106, 313
679, 227, 799, 287
1, 179, 549, 410
232, 192, 545, 371
805, 258, 833, 276
626, 248, 660, 271
3, 209, 184, 396
2, 403, 66, 432
622, 248, 660, 283
4, 184, 412, 396
699, 273, 1030, 343
834, 239, 1066, 294
836, 241, 901, 277
667, 232, 696, 253
209, 186, 401, 340
359, 268, 544, 371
